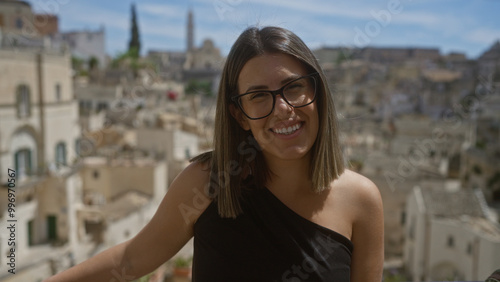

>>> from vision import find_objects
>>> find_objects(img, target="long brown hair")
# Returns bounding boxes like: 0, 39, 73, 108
192, 26, 344, 218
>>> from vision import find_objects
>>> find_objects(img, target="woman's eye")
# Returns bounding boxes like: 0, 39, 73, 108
287, 83, 304, 92
249, 92, 269, 100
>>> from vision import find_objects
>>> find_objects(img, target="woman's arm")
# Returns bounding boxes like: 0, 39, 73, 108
349, 176, 384, 282
44, 161, 211, 281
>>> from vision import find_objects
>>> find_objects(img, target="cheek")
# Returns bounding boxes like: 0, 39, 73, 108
247, 120, 275, 147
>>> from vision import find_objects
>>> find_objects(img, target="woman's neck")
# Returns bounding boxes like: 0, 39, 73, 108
264, 154, 313, 194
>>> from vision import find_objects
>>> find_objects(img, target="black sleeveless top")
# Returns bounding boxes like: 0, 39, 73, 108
192, 187, 353, 281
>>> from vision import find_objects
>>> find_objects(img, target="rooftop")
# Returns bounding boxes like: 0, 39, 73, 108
102, 190, 150, 222
422, 69, 462, 82
419, 187, 485, 218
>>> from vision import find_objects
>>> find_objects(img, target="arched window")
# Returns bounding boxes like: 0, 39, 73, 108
16, 84, 31, 118
15, 148, 32, 178
55, 142, 67, 167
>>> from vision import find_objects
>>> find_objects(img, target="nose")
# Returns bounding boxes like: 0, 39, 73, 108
273, 95, 292, 116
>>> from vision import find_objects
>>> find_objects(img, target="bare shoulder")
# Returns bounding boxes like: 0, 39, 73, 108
169, 159, 213, 202
336, 170, 384, 280
171, 160, 211, 193
161, 160, 213, 224
335, 169, 380, 196
334, 169, 383, 218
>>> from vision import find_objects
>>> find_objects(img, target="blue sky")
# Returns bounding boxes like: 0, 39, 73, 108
27, 0, 500, 59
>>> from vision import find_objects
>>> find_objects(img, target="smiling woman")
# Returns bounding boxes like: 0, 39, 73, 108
44, 26, 383, 282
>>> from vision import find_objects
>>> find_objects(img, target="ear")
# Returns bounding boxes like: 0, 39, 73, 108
229, 104, 250, 131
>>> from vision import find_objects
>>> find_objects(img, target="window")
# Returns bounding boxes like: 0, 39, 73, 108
55, 83, 61, 101
47, 215, 58, 241
97, 102, 108, 112
15, 148, 32, 178
75, 139, 81, 157
15, 17, 22, 29
0, 14, 4, 27
28, 220, 34, 246
467, 242, 472, 255
55, 142, 67, 167
93, 170, 99, 179
408, 216, 415, 240
447, 236, 454, 248
16, 84, 31, 118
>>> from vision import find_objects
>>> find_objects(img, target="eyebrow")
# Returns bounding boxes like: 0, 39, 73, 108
244, 74, 302, 93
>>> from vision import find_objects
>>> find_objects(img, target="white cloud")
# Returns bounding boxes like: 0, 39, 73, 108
25, 0, 500, 59
243, 0, 378, 21
465, 28, 500, 45
57, 3, 129, 31
139, 3, 186, 19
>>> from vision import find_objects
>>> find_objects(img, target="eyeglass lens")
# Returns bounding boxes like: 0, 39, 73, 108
239, 76, 316, 119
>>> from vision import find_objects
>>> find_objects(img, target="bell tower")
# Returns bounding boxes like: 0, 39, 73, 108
187, 9, 194, 52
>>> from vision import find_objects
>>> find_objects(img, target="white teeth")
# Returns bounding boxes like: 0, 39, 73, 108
273, 123, 301, 135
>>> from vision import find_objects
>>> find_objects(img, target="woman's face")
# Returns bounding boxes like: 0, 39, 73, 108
234, 52, 319, 163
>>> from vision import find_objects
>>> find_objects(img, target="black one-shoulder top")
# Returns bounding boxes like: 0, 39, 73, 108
192, 187, 353, 282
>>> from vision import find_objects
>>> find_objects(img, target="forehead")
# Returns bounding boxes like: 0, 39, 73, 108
237, 53, 308, 93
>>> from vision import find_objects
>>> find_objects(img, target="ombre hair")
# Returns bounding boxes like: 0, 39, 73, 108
192, 26, 344, 218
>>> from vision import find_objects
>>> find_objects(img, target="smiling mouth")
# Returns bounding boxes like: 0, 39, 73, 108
271, 122, 303, 135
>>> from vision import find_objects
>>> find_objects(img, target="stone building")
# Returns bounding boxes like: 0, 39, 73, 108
420, 68, 464, 118
0, 25, 171, 282
148, 50, 187, 81
0, 0, 59, 47
147, 9, 223, 85
478, 40, 500, 79
0, 47, 79, 184
56, 27, 107, 69
357, 47, 441, 64
0, 0, 33, 35
404, 185, 500, 281
0, 44, 81, 281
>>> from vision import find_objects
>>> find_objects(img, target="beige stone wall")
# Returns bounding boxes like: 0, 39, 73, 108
81, 159, 112, 201
135, 128, 199, 162
0, 49, 71, 105
404, 188, 428, 282
0, 258, 52, 282
41, 53, 73, 103
0, 50, 38, 105
103, 202, 157, 248
14, 200, 37, 255
429, 219, 500, 280
82, 158, 167, 202
0, 1, 34, 34
109, 164, 155, 199
0, 49, 78, 182
44, 102, 79, 166
405, 188, 500, 281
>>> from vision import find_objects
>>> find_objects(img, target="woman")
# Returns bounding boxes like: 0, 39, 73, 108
45, 26, 383, 282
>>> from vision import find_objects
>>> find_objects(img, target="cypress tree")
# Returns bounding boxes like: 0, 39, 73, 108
128, 3, 141, 58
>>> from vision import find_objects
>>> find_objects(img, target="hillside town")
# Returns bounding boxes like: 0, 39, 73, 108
0, 0, 499, 281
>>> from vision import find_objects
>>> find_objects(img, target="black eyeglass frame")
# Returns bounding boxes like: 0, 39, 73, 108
231, 72, 319, 120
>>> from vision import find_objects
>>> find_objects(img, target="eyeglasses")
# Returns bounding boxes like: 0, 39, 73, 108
231, 72, 318, 120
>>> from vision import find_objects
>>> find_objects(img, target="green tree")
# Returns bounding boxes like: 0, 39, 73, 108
128, 3, 141, 58
185, 80, 212, 96
88, 56, 99, 70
